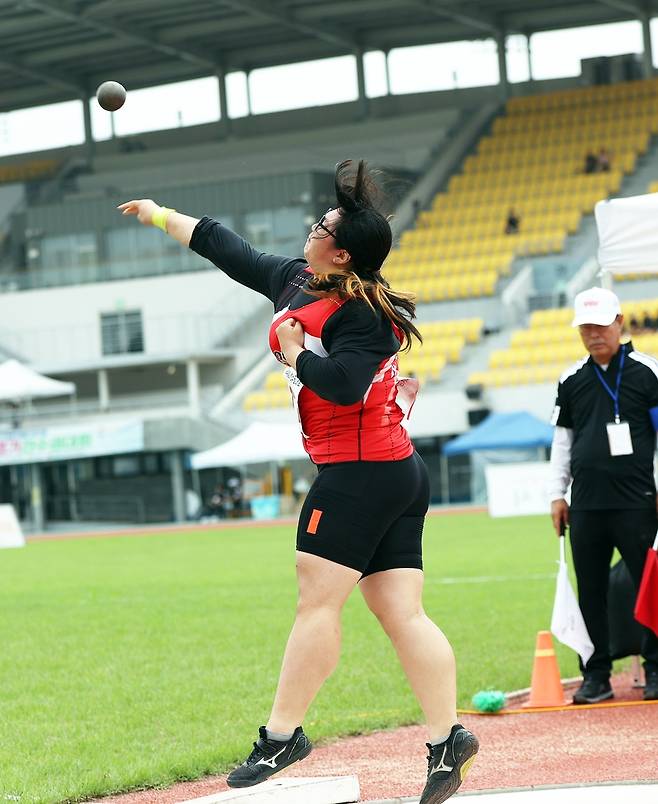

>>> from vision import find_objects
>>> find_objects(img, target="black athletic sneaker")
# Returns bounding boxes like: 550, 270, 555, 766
419, 723, 479, 804
572, 677, 613, 704
644, 672, 658, 701
226, 726, 312, 788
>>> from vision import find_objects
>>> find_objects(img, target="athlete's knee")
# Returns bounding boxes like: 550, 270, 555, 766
369, 600, 424, 636
294, 594, 342, 623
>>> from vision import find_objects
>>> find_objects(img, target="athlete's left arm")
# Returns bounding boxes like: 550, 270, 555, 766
295, 302, 399, 405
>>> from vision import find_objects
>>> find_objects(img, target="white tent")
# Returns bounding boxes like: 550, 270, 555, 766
596, 193, 658, 275
0, 359, 75, 402
191, 421, 308, 469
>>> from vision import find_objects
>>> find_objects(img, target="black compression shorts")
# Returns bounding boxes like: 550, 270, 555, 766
296, 450, 430, 576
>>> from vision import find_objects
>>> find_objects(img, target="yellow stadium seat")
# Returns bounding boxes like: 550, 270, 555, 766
264, 371, 286, 390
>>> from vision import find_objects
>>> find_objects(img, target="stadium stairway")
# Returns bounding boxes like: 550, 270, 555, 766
522, 131, 658, 298
449, 132, 658, 398
394, 89, 658, 403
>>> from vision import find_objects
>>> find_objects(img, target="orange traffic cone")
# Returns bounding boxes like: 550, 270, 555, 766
522, 630, 568, 708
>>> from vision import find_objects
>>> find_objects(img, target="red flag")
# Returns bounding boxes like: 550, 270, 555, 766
634, 534, 658, 638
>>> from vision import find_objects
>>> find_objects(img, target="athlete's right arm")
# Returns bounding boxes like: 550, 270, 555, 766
117, 199, 198, 247
117, 199, 303, 300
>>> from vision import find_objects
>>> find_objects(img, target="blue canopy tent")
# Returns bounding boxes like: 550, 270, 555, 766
443, 412, 554, 503
443, 411, 554, 456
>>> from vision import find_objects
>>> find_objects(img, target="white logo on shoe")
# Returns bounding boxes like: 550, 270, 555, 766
429, 745, 453, 775
255, 747, 287, 768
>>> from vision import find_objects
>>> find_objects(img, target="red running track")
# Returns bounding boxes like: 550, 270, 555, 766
95, 671, 658, 804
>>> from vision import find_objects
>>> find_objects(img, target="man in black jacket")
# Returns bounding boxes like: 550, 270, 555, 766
549, 286, 658, 703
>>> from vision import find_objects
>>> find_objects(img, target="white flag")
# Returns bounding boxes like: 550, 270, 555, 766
550, 537, 594, 664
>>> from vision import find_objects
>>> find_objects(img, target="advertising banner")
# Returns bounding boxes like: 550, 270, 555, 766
0, 504, 24, 548
0, 421, 143, 465
485, 461, 553, 517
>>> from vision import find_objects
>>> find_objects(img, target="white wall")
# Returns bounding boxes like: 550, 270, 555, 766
485, 383, 556, 422
0, 269, 263, 368
407, 389, 471, 437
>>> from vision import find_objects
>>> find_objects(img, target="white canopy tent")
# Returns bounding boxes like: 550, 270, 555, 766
595, 193, 658, 275
191, 421, 308, 469
0, 359, 75, 402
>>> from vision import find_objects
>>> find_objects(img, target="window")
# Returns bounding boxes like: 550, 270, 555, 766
388, 40, 499, 93
112, 455, 140, 477
530, 21, 642, 80
100, 310, 144, 355
105, 226, 169, 278
90, 76, 220, 140
244, 206, 305, 256
105, 218, 233, 279
39, 232, 98, 270
143, 453, 162, 475
0, 99, 84, 157
248, 56, 357, 114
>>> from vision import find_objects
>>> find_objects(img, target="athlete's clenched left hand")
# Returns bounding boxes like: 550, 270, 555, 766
275, 318, 306, 369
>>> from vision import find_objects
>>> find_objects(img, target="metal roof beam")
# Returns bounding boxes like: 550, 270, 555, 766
22, 0, 218, 70
595, 0, 642, 14
0, 52, 83, 94
214, 0, 358, 52
407, 0, 498, 35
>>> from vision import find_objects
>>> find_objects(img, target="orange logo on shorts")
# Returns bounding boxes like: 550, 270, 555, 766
307, 509, 323, 534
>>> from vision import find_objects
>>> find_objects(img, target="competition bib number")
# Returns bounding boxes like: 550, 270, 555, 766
606, 420, 633, 456
283, 366, 308, 438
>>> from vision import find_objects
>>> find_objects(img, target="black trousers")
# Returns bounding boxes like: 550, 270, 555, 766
570, 508, 658, 678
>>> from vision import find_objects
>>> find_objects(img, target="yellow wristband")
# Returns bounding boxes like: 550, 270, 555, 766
152, 206, 176, 232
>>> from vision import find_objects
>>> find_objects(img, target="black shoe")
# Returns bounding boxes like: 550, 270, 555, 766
226, 726, 312, 788
419, 724, 479, 804
572, 677, 613, 704
644, 672, 658, 701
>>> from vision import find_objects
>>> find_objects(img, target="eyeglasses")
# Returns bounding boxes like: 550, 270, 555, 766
310, 210, 336, 239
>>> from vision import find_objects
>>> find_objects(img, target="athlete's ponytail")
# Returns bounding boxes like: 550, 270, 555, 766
307, 159, 422, 352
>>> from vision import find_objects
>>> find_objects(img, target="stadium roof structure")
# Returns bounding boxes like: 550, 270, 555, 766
0, 0, 657, 114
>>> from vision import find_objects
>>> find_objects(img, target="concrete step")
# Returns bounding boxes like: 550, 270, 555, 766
178, 776, 360, 804
368, 782, 658, 804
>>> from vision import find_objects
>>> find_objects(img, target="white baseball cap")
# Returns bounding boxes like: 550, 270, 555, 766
571, 287, 622, 327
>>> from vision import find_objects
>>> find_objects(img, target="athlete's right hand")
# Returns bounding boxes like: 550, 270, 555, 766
117, 199, 159, 226
550, 498, 569, 536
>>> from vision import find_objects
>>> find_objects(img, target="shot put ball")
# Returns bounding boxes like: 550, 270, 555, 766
96, 81, 126, 112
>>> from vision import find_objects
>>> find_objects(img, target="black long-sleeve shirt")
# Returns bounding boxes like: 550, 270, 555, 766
552, 342, 658, 509
189, 216, 400, 405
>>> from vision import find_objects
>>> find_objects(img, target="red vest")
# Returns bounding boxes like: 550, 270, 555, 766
268, 296, 416, 464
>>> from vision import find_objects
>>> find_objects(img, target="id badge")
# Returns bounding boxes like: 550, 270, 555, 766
606, 421, 634, 456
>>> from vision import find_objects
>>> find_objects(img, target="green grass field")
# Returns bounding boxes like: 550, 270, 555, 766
0, 512, 582, 804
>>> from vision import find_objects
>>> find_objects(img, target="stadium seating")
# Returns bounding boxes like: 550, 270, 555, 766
386, 78, 658, 302
0, 158, 59, 184
243, 318, 483, 410
469, 299, 658, 388
245, 80, 658, 407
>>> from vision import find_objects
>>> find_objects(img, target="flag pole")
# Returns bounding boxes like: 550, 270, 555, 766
652, 531, 658, 552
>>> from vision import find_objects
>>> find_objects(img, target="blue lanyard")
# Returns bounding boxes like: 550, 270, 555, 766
592, 346, 625, 423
